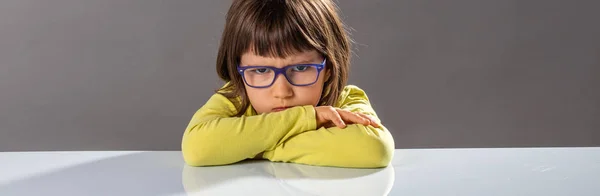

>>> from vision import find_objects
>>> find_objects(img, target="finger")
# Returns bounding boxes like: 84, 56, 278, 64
346, 111, 371, 126
354, 113, 374, 126
337, 109, 370, 126
327, 108, 346, 128
356, 113, 381, 128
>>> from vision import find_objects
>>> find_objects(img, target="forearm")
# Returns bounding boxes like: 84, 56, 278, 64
263, 124, 395, 168
182, 105, 317, 166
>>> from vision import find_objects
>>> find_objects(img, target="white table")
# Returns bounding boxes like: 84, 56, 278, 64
1, 148, 599, 196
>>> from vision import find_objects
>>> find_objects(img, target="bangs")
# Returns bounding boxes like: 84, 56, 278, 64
235, 1, 325, 58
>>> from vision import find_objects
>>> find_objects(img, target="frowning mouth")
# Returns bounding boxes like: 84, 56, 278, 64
272, 106, 292, 112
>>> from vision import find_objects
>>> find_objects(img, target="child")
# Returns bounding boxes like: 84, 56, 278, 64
182, 0, 394, 168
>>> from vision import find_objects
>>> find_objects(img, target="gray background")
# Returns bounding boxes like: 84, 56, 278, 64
1, 0, 598, 151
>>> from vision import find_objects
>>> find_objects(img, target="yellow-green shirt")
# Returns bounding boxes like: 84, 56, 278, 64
181, 85, 394, 168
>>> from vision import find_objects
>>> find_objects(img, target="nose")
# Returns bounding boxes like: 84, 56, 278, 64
271, 73, 293, 99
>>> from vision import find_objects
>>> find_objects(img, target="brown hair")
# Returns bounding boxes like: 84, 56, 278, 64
216, 0, 352, 116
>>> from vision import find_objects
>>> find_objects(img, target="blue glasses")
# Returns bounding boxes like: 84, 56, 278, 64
237, 58, 326, 88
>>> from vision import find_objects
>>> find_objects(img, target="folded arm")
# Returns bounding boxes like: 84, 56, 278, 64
181, 94, 317, 166
263, 86, 395, 168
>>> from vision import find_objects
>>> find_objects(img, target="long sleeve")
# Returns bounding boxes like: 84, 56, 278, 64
181, 93, 317, 166
263, 85, 395, 168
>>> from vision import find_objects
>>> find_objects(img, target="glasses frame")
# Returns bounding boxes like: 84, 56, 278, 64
237, 58, 326, 88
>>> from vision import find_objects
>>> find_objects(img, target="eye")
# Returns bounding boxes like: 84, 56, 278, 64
249, 68, 271, 74
292, 65, 309, 72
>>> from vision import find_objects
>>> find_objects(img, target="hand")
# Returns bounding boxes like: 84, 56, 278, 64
314, 106, 381, 129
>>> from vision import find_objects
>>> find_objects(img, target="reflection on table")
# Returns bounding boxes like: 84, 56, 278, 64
182, 160, 395, 196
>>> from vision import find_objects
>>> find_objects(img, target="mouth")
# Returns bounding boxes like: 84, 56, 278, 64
272, 106, 293, 112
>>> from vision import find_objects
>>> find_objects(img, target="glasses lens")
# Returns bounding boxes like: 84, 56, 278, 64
286, 65, 319, 85
243, 67, 275, 87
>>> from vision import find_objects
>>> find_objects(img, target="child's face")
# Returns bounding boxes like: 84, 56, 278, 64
240, 49, 329, 114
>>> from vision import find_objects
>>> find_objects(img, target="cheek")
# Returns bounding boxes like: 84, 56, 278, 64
298, 76, 327, 105
245, 86, 263, 102
244, 86, 269, 113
